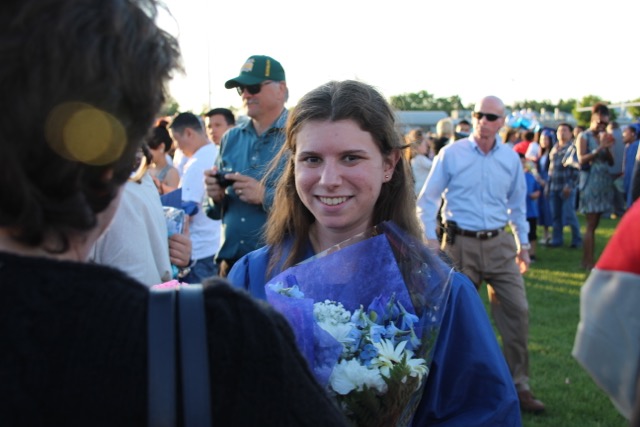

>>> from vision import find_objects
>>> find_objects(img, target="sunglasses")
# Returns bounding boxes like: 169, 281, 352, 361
472, 111, 501, 122
236, 80, 276, 96
597, 120, 610, 127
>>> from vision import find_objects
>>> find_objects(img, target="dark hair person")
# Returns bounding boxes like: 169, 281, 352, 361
577, 102, 615, 270
147, 120, 180, 194
0, 1, 348, 425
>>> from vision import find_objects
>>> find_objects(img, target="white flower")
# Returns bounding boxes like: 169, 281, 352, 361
329, 359, 388, 395
407, 357, 429, 382
373, 339, 408, 365
314, 300, 351, 325
318, 321, 355, 345
268, 282, 304, 298
371, 339, 428, 386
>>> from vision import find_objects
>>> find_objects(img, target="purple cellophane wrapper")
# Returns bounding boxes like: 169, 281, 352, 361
265, 222, 452, 393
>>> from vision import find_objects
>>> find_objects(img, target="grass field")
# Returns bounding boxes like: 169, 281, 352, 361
479, 214, 628, 426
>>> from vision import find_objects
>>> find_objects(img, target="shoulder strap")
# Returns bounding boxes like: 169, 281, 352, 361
148, 284, 212, 427
178, 284, 213, 426
148, 287, 177, 427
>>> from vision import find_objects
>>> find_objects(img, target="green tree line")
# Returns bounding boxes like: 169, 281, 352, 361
388, 91, 640, 128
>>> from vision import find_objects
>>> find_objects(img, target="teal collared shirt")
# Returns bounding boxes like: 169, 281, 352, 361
207, 109, 288, 262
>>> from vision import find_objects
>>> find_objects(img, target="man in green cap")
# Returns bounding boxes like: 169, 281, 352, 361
205, 55, 289, 276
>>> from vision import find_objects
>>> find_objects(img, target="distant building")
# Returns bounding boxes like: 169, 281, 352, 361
536, 108, 578, 129
395, 110, 448, 134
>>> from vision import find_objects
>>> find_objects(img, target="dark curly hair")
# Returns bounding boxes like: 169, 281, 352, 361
0, 0, 181, 252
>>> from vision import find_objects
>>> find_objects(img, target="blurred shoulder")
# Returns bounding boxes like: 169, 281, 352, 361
201, 277, 296, 342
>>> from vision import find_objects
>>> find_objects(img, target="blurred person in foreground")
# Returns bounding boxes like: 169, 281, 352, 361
90, 144, 190, 285
573, 198, 640, 423
205, 55, 289, 277
227, 80, 521, 425
417, 95, 545, 414
0, 1, 349, 425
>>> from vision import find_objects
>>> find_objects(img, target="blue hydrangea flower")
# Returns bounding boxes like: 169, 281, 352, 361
359, 343, 378, 366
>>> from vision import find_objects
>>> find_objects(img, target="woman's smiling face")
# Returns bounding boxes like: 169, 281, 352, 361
294, 119, 396, 239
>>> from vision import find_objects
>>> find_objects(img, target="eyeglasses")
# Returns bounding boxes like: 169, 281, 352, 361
472, 111, 501, 122
596, 120, 610, 127
236, 80, 277, 96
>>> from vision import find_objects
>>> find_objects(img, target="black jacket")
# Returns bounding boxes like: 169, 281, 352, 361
0, 252, 347, 426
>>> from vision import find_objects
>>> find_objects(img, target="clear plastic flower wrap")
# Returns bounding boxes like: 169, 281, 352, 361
163, 206, 185, 236
265, 221, 453, 426
163, 206, 185, 279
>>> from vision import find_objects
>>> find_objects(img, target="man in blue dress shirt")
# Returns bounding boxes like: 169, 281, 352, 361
417, 95, 545, 414
205, 55, 288, 277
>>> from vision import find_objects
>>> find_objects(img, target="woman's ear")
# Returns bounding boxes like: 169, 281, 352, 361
383, 149, 401, 181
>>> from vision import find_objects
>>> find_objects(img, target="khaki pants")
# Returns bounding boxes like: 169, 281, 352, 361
443, 231, 531, 391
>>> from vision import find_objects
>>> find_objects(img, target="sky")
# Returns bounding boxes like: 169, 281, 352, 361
158, 0, 639, 114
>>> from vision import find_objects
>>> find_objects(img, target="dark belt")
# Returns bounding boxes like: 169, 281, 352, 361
454, 227, 502, 240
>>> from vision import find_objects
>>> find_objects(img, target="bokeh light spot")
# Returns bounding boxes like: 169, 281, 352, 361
45, 102, 126, 165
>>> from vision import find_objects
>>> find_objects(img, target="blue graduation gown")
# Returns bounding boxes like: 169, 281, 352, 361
228, 245, 522, 426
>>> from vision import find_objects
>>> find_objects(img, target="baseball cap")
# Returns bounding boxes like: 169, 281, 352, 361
224, 55, 286, 89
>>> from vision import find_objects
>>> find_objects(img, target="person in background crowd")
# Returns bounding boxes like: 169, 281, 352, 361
205, 55, 289, 277
513, 131, 539, 161
519, 153, 542, 261
536, 129, 554, 245
147, 120, 180, 195
632, 140, 640, 204
573, 124, 587, 210
607, 121, 626, 218
418, 95, 545, 414
169, 112, 220, 283
577, 102, 614, 271
622, 123, 639, 209
227, 80, 521, 425
455, 119, 471, 140
436, 117, 455, 145
417, 134, 450, 242
547, 123, 582, 248
406, 128, 432, 195
502, 128, 519, 149
204, 107, 235, 146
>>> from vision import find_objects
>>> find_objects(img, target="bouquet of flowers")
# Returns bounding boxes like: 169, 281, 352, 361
265, 221, 453, 426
